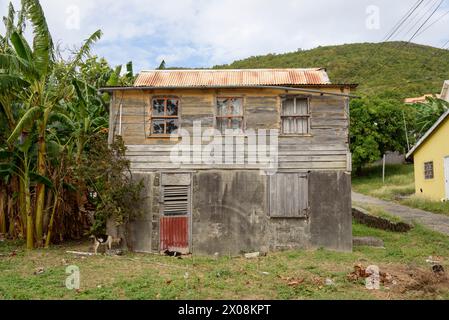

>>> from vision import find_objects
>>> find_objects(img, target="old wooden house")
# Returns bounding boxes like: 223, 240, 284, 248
101, 69, 357, 255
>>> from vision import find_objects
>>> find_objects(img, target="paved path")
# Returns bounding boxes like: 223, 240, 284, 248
352, 192, 449, 236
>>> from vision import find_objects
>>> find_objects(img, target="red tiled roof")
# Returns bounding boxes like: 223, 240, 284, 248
134, 68, 331, 87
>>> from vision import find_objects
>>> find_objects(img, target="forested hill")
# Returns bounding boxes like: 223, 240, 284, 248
214, 42, 449, 98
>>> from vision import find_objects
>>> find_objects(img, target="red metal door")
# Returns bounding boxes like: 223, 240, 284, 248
160, 216, 189, 253
160, 185, 190, 253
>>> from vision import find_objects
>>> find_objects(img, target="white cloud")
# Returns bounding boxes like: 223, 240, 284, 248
1, 0, 449, 70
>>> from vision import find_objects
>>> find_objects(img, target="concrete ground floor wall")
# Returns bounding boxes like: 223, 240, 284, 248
108, 170, 353, 255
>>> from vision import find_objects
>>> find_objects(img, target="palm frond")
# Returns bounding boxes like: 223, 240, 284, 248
10, 31, 33, 62
7, 105, 41, 144
30, 171, 54, 189
72, 79, 87, 119
71, 29, 102, 67
0, 53, 38, 78
3, 2, 16, 40
21, 0, 54, 77
48, 112, 74, 129
0, 74, 29, 91
126, 61, 133, 79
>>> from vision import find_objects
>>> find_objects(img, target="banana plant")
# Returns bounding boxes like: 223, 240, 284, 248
1, 0, 102, 245
414, 96, 449, 138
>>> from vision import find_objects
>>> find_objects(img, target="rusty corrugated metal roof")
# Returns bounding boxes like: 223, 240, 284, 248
134, 68, 331, 87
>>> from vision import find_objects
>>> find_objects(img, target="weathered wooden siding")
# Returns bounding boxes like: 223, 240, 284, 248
110, 88, 351, 172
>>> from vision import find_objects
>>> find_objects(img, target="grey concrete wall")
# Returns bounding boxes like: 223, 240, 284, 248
107, 172, 158, 253
111, 170, 353, 255
309, 171, 353, 252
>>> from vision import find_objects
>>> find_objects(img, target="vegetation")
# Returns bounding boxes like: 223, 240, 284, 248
0, 0, 141, 249
215, 42, 449, 99
216, 42, 449, 170
414, 97, 449, 136
350, 98, 416, 173
1, 221, 448, 300
353, 164, 449, 215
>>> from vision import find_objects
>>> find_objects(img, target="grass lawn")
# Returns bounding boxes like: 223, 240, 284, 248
352, 164, 449, 215
1, 221, 449, 300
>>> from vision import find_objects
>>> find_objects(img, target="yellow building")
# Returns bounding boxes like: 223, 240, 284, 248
406, 109, 449, 201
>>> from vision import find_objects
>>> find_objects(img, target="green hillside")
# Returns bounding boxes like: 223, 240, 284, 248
214, 42, 449, 98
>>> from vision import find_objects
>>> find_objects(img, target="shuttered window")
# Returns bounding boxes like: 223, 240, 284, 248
424, 162, 434, 180
268, 173, 309, 218
163, 186, 189, 216
281, 97, 310, 135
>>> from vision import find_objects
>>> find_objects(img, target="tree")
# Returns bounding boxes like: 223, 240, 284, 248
157, 59, 166, 70
350, 97, 415, 174
413, 96, 449, 138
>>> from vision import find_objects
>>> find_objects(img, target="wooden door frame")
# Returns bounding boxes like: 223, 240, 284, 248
444, 157, 449, 200
159, 172, 193, 254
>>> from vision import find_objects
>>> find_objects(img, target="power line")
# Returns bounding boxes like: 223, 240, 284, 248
408, 0, 445, 43
414, 8, 449, 38
383, 0, 427, 42
400, 0, 441, 39
441, 39, 449, 49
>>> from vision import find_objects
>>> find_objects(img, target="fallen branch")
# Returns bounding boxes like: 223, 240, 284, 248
66, 251, 95, 256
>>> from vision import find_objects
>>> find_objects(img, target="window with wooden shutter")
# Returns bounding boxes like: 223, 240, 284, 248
268, 173, 309, 218
281, 97, 310, 135
163, 186, 189, 216
424, 162, 434, 180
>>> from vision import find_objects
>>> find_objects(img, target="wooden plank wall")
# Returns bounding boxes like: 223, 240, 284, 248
110, 88, 350, 171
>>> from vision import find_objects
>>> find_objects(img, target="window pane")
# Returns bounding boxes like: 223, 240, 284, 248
153, 99, 165, 116
217, 98, 228, 116
167, 99, 179, 116
282, 99, 295, 116
282, 117, 309, 134
217, 118, 228, 132
166, 119, 179, 134
283, 117, 293, 134
231, 118, 242, 129
152, 120, 165, 134
296, 118, 308, 134
230, 98, 243, 115
297, 99, 309, 115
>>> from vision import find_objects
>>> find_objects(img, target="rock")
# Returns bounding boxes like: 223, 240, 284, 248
353, 237, 385, 248
244, 252, 260, 259
34, 267, 45, 275
325, 278, 335, 286
426, 256, 440, 264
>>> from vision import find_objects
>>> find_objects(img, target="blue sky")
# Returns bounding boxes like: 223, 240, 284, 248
1, 0, 449, 71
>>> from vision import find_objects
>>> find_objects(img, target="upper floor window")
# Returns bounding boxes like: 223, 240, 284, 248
150, 97, 179, 136
216, 97, 244, 132
424, 161, 434, 180
281, 97, 310, 135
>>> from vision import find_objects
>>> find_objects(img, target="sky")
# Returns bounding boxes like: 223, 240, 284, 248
1, 0, 449, 71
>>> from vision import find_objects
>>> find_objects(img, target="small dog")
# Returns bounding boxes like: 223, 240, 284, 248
90, 234, 122, 254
